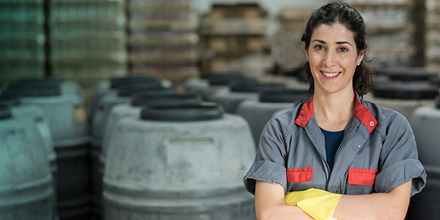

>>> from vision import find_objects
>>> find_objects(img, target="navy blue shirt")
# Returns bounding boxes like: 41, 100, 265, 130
320, 128, 344, 171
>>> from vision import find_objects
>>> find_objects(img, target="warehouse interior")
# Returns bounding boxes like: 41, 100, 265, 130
1, 0, 440, 219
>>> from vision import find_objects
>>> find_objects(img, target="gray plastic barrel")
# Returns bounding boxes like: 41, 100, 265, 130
0, 96, 58, 219
91, 82, 163, 148
102, 93, 201, 155
237, 90, 312, 148
406, 165, 440, 220
0, 107, 54, 220
364, 82, 439, 121
212, 82, 286, 114
90, 76, 160, 123
2, 84, 91, 220
0, 96, 56, 170
103, 103, 256, 219
90, 83, 164, 219
410, 99, 440, 167
92, 91, 199, 219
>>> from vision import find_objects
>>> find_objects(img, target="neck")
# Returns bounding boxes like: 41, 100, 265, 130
313, 89, 355, 131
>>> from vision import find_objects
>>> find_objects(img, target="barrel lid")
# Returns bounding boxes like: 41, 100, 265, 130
0, 106, 12, 120
374, 68, 435, 82
429, 75, 440, 87
117, 83, 163, 97
230, 82, 286, 93
110, 76, 158, 88
140, 102, 223, 121
282, 68, 304, 77
15, 78, 63, 85
373, 82, 439, 100
200, 71, 244, 79
3, 84, 61, 97
211, 77, 257, 86
259, 90, 312, 103
200, 73, 247, 86
0, 95, 21, 106
131, 94, 201, 107
132, 88, 177, 98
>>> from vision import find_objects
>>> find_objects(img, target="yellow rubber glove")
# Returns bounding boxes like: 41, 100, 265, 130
284, 188, 342, 220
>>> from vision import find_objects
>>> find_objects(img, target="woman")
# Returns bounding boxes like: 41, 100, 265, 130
243, 2, 426, 220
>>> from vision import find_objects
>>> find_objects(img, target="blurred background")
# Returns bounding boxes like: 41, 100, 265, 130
1, 0, 440, 220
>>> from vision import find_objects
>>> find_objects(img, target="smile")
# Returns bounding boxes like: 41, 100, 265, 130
321, 71, 341, 78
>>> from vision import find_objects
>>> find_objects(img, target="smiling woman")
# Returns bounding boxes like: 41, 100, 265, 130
243, 2, 426, 220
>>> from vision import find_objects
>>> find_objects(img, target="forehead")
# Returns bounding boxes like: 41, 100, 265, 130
311, 23, 355, 43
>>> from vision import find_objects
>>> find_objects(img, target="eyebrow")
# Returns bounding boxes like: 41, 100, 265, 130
311, 39, 353, 46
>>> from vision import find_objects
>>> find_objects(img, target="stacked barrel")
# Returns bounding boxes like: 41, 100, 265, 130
364, 68, 439, 122
272, 9, 312, 70
426, 0, 440, 72
0, 0, 45, 80
103, 103, 256, 220
343, 0, 416, 68
127, 0, 199, 81
49, 0, 127, 78
200, 3, 268, 73
84, 75, 258, 219
2, 79, 91, 220
0, 106, 55, 220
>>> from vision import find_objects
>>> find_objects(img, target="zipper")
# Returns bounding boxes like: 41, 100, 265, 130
333, 122, 360, 166
304, 127, 330, 188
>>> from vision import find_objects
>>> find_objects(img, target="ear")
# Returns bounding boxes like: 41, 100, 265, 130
357, 47, 366, 65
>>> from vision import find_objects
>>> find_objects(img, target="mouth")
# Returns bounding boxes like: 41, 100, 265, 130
321, 71, 341, 78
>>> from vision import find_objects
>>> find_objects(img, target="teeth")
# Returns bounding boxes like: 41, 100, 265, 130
322, 72, 340, 77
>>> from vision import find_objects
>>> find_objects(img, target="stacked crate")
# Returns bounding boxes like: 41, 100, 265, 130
272, 8, 313, 71
200, 3, 268, 73
426, 0, 440, 72
0, 0, 45, 81
343, 0, 416, 68
128, 0, 199, 82
49, 0, 127, 107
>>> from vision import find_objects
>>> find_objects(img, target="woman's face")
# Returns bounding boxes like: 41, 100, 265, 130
306, 23, 364, 95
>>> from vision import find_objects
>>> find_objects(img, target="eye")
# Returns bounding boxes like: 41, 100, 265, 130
339, 47, 348, 52
314, 45, 324, 50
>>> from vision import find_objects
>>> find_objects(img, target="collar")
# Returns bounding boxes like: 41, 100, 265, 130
294, 91, 377, 133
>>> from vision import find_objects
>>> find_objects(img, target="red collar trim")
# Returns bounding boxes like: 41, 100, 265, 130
294, 92, 377, 133
294, 95, 314, 128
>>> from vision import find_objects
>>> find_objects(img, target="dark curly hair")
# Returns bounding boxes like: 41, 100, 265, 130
301, 2, 374, 97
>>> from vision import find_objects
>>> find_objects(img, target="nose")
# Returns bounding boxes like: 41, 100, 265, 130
323, 50, 337, 67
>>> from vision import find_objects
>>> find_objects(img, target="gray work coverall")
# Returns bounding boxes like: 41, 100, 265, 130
244, 93, 426, 196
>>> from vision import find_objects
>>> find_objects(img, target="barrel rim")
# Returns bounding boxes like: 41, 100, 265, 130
0, 95, 21, 106
130, 88, 177, 99
4, 85, 61, 97
140, 102, 224, 121
373, 68, 435, 81
103, 177, 248, 199
373, 83, 439, 100
117, 83, 163, 97
258, 89, 312, 103
0, 106, 12, 120
103, 189, 254, 213
131, 94, 201, 107
110, 76, 158, 89
0, 174, 53, 197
